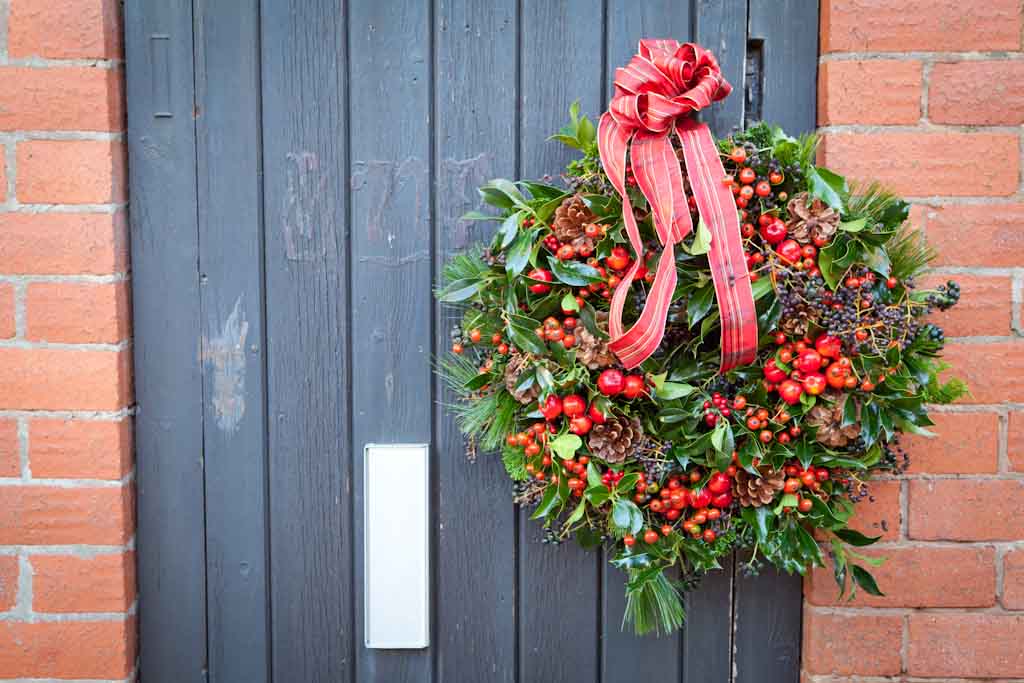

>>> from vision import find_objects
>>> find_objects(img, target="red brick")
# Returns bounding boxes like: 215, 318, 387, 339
903, 412, 999, 474
942, 342, 1024, 404
31, 552, 135, 612
29, 419, 132, 480
1005, 549, 1024, 609
818, 60, 922, 125
15, 140, 125, 204
919, 274, 1011, 338
927, 204, 1024, 269
821, 0, 1021, 52
1009, 412, 1024, 473
806, 544, 995, 607
930, 61, 1024, 126
0, 283, 14, 340
802, 609, 902, 675
0, 619, 134, 679
0, 420, 19, 478
0, 485, 132, 545
820, 133, 1019, 197
0, 67, 123, 132
0, 160, 6, 203
8, 0, 122, 60
26, 281, 130, 344
909, 479, 1024, 541
848, 478, 901, 541
908, 614, 1024, 677
0, 556, 17, 611
0, 348, 131, 410
0, 212, 128, 275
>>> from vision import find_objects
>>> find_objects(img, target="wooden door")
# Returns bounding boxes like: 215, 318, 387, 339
125, 1, 819, 682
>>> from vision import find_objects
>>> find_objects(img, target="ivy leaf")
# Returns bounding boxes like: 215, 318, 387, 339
834, 528, 881, 547
683, 218, 712, 255
807, 166, 848, 211
561, 292, 579, 312
547, 255, 604, 286
851, 565, 884, 596
550, 433, 583, 460
587, 462, 603, 488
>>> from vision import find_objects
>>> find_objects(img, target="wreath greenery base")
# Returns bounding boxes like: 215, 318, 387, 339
436, 107, 965, 635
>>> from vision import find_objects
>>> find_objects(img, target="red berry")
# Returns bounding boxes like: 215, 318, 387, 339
784, 478, 802, 493
763, 358, 788, 383
760, 218, 787, 245
588, 402, 607, 424
527, 268, 553, 294
562, 394, 586, 418
707, 472, 731, 495
623, 534, 636, 547
711, 491, 733, 509
803, 372, 827, 396
597, 369, 625, 396
539, 394, 563, 420
606, 246, 631, 271
797, 497, 813, 513
795, 349, 823, 374
569, 415, 593, 435
776, 239, 802, 265
729, 147, 747, 164
768, 171, 784, 185
643, 529, 659, 545
738, 167, 756, 184
755, 181, 772, 197
886, 276, 898, 289
702, 529, 717, 543
622, 374, 647, 400
778, 379, 803, 406
690, 488, 712, 509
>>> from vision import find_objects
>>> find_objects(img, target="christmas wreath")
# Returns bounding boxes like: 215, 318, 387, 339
436, 41, 965, 635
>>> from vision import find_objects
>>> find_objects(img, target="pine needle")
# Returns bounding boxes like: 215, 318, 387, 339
887, 226, 936, 280
622, 568, 686, 636
846, 181, 902, 226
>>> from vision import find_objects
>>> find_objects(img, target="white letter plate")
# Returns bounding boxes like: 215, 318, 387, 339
364, 443, 430, 649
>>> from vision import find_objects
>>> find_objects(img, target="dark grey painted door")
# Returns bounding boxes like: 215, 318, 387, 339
125, 1, 818, 682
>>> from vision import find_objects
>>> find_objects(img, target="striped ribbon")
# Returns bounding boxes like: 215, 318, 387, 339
598, 40, 757, 371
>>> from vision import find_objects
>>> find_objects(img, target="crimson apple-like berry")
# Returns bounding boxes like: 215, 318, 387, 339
803, 372, 827, 396
776, 238, 802, 265
539, 394, 563, 420
597, 369, 625, 396
763, 358, 788, 383
760, 218, 787, 245
588, 402, 607, 424
622, 374, 646, 399
562, 394, 586, 418
795, 349, 823, 374
569, 415, 593, 435
707, 471, 731, 495
527, 268, 553, 294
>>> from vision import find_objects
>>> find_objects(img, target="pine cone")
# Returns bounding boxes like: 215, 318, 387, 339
588, 414, 643, 464
576, 326, 617, 370
786, 192, 840, 245
733, 466, 786, 507
807, 394, 861, 447
780, 303, 813, 338
503, 350, 540, 404
552, 194, 595, 243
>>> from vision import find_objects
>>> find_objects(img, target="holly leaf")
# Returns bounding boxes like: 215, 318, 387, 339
834, 528, 881, 547
565, 500, 587, 526
530, 485, 559, 519
587, 462, 603, 488
498, 211, 522, 249
838, 218, 867, 233
547, 255, 604, 286
807, 166, 848, 211
611, 499, 644, 534
439, 278, 485, 303
579, 303, 609, 340
656, 381, 696, 400
741, 505, 773, 544
505, 229, 535, 277
687, 282, 715, 328
710, 420, 734, 459
550, 433, 582, 460
682, 218, 712, 255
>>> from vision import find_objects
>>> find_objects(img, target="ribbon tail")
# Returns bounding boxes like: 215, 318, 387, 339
630, 132, 692, 244
676, 119, 757, 372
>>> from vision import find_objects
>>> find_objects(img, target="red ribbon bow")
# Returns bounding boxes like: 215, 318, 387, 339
598, 40, 757, 371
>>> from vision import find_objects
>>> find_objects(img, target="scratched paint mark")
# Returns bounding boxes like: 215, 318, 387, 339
282, 151, 332, 262
351, 157, 428, 249
439, 153, 495, 251
201, 296, 248, 433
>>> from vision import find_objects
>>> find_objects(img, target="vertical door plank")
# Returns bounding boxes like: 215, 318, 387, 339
601, 3, 693, 679
518, 3, 603, 682
434, 2, 518, 682
348, 1, 433, 681
694, 0, 748, 137
734, 4, 816, 681
193, 2, 269, 681
260, 2, 354, 681
748, 0, 819, 132
124, 3, 207, 682
683, 554, 734, 683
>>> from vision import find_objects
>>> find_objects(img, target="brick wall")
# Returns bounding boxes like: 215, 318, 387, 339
0, 1, 135, 681
806, 0, 1024, 680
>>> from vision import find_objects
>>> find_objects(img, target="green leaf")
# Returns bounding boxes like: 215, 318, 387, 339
834, 528, 881, 547
741, 506, 772, 544
535, 365, 555, 392
498, 211, 521, 249
687, 283, 715, 328
460, 210, 501, 222
616, 473, 640, 494
505, 229, 535, 277
501, 447, 527, 481
547, 256, 604, 286
560, 292, 579, 312
816, 244, 839, 289
506, 321, 546, 355
565, 500, 587, 526
587, 462, 603, 488
807, 166, 848, 211
683, 218, 712, 255
866, 246, 891, 277
838, 218, 867, 233
611, 499, 643, 535
439, 278, 485, 303
710, 420, 734, 458
578, 116, 596, 149
485, 178, 527, 207
851, 565, 884, 596
550, 433, 583, 460
530, 485, 559, 520
580, 303, 609, 339
751, 277, 774, 301
656, 381, 696, 400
